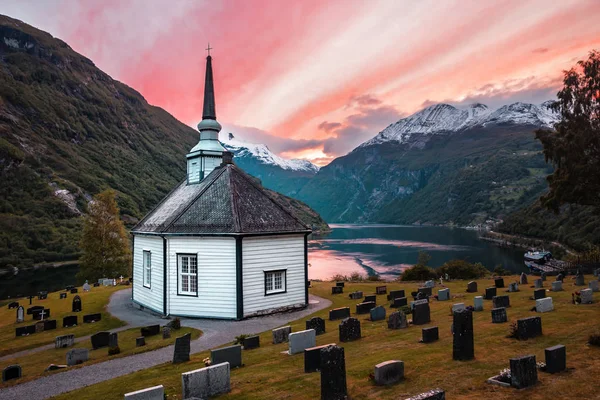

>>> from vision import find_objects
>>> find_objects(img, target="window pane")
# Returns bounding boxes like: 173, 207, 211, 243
266, 273, 273, 291
181, 257, 188, 273
190, 275, 197, 293
274, 272, 282, 290
190, 256, 197, 274
182, 275, 188, 292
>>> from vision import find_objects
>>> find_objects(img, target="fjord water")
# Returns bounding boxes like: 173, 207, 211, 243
308, 224, 526, 280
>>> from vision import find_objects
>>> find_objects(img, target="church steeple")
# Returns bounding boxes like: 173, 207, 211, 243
186, 45, 226, 185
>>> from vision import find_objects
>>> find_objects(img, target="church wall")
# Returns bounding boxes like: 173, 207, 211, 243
242, 234, 306, 317
132, 234, 164, 314
166, 236, 237, 319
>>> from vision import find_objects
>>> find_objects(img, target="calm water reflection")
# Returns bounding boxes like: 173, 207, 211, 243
308, 224, 526, 280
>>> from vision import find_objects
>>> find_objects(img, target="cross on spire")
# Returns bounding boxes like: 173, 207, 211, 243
206, 43, 212, 56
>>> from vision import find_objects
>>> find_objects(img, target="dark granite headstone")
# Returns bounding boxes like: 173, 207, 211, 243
141, 324, 161, 337
336, 282, 344, 287
406, 389, 446, 400
15, 326, 35, 337
387, 311, 408, 329
59, 293, 67, 299
27, 306, 43, 315
452, 309, 474, 361
516, 316, 542, 340
83, 313, 101, 323
63, 315, 78, 327
162, 326, 171, 339
242, 335, 260, 350
33, 309, 50, 320
556, 273, 564, 282
348, 291, 363, 300
8, 301, 19, 309
90, 331, 110, 350
364, 295, 376, 304
72, 295, 82, 312
534, 289, 546, 300
70, 288, 78, 294
390, 297, 408, 308
355, 301, 376, 314
108, 332, 118, 348
65, 285, 74, 291
412, 302, 431, 325
510, 354, 538, 388
387, 290, 405, 301
374, 360, 404, 385
339, 317, 361, 342
306, 317, 326, 335
376, 286, 387, 295
467, 281, 477, 293
93, 282, 100, 287
210, 344, 242, 368
418, 287, 432, 297
541, 272, 547, 281
2, 365, 22, 382
519, 272, 528, 284
43, 319, 57, 331
545, 344, 566, 374
422, 326, 439, 343
331, 286, 343, 295
320, 345, 347, 400
491, 307, 507, 323
484, 287, 497, 300
329, 307, 351, 321
304, 343, 335, 373
369, 305, 386, 321
492, 295, 510, 309
38, 291, 48, 300
494, 278, 505, 288
136, 337, 146, 347
173, 333, 191, 363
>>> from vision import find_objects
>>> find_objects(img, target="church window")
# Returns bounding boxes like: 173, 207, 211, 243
265, 270, 286, 295
178, 254, 198, 295
143, 251, 151, 288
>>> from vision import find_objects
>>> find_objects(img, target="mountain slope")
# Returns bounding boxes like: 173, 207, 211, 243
0, 15, 327, 268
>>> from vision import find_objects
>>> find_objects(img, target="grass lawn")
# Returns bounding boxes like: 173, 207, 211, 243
0, 326, 201, 388
51, 277, 600, 399
0, 284, 126, 357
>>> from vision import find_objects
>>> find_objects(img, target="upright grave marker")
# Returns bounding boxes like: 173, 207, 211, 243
452, 309, 474, 361
72, 295, 82, 312
211, 345, 242, 368
306, 317, 326, 335
320, 345, 347, 400
339, 318, 361, 342
181, 362, 231, 399
16, 306, 24, 323
374, 360, 404, 385
272, 326, 292, 344
289, 329, 316, 355
173, 333, 191, 363
510, 355, 538, 389
545, 345, 566, 374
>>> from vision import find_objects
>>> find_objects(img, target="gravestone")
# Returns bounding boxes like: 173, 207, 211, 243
437, 288, 450, 301
491, 307, 507, 323
93, 282, 100, 287
55, 334, 75, 349
304, 343, 335, 373
124, 385, 164, 400
66, 348, 89, 366
66, 285, 75, 291
8, 301, 19, 309
38, 291, 48, 300
72, 295, 82, 312
370, 305, 386, 321
339, 317, 361, 342
33, 309, 50, 320
508, 282, 519, 292
141, 324, 160, 337
387, 311, 408, 329
364, 295, 377, 304
211, 345, 242, 368
494, 278, 505, 288
70, 288, 78, 294
336, 282, 345, 287
387, 290, 405, 300
534, 288, 546, 300
374, 360, 404, 385
484, 287, 497, 300
59, 293, 67, 299
424, 280, 435, 288
575, 273, 585, 286
16, 306, 24, 323
289, 329, 316, 355
43, 319, 57, 331
329, 307, 350, 321
91, 331, 110, 349
536, 297, 553, 313
376, 286, 387, 295
517, 316, 542, 340
510, 354, 538, 389
541, 272, 547, 281
589, 280, 599, 292
452, 309, 474, 361
556, 273, 564, 282
136, 337, 146, 347
579, 288, 593, 304
406, 389, 446, 400
331, 286, 343, 294
320, 345, 347, 400
349, 291, 363, 300
551, 281, 563, 292
15, 325, 35, 337
242, 335, 260, 350
63, 315, 77, 327
108, 332, 118, 348
356, 301, 376, 314
27, 305, 43, 315
466, 281, 477, 293
391, 297, 408, 308
412, 302, 431, 325
473, 296, 484, 311
411, 298, 429, 309
181, 362, 231, 399
534, 279, 543, 289
162, 326, 171, 339
272, 326, 292, 344
306, 317, 326, 335
83, 282, 91, 292
418, 287, 432, 297
451, 303, 465, 313
545, 344, 566, 374
520, 273, 528, 284
173, 333, 191, 363
492, 295, 510, 309
2, 365, 22, 382
422, 326, 439, 343
83, 313, 101, 323
35, 321, 45, 333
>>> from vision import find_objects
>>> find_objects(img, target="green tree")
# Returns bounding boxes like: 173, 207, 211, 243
78, 189, 131, 281
536, 50, 600, 211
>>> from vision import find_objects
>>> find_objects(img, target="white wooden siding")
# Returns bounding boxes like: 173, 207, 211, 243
166, 237, 237, 318
132, 235, 164, 313
187, 158, 200, 184
203, 157, 221, 177
242, 235, 306, 316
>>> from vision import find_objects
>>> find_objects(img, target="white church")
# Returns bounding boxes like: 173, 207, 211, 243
131, 52, 311, 319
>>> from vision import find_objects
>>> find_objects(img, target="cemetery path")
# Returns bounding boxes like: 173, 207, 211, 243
0, 289, 332, 400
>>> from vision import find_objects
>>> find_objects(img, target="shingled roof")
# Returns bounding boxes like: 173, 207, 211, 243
132, 163, 311, 235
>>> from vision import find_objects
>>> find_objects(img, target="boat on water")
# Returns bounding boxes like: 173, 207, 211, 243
524, 250, 567, 274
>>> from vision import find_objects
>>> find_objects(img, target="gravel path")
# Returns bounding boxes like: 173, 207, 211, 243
0, 289, 331, 400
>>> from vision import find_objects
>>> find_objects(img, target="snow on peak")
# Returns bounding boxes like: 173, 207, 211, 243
221, 133, 319, 173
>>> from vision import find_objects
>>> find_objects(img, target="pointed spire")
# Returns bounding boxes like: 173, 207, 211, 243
202, 52, 216, 120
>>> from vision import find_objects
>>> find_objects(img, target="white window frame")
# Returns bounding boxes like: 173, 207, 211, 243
265, 269, 286, 295
142, 250, 151, 288
178, 254, 198, 296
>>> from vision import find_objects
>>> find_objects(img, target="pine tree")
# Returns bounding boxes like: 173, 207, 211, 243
535, 50, 600, 211
78, 189, 131, 281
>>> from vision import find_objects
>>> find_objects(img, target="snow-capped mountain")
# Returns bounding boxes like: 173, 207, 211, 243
362, 101, 558, 147
221, 133, 319, 173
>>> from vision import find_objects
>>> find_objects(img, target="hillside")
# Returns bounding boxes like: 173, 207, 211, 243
0, 15, 328, 269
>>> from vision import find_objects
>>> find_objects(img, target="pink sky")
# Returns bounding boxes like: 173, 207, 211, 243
3, 0, 600, 165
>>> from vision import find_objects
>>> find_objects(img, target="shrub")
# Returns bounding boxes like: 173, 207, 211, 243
589, 332, 600, 346
167, 317, 181, 330
108, 346, 120, 355
437, 260, 488, 280
330, 274, 348, 282
398, 305, 412, 315
366, 274, 382, 281
507, 321, 518, 339
401, 264, 437, 281
493, 265, 511, 276
349, 272, 364, 282
234, 334, 251, 345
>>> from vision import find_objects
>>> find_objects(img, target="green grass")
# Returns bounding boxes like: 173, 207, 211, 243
52, 277, 600, 400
